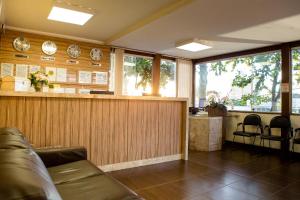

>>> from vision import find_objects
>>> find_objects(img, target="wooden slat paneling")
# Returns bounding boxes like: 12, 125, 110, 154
0, 96, 186, 166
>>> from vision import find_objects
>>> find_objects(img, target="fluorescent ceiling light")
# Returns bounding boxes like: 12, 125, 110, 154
48, 6, 93, 25
176, 40, 211, 52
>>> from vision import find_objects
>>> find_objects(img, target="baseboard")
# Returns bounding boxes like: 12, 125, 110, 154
99, 154, 183, 172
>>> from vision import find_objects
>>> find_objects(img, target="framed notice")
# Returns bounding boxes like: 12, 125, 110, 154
16, 64, 28, 78
0, 63, 14, 77
94, 71, 108, 85
45, 67, 57, 82
281, 83, 289, 93
29, 65, 40, 74
56, 68, 67, 82
78, 71, 92, 84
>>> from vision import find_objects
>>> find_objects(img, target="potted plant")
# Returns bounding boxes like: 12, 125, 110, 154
28, 71, 51, 92
205, 91, 231, 117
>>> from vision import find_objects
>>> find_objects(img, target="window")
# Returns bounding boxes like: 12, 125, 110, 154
159, 59, 176, 97
195, 51, 282, 112
123, 54, 153, 96
292, 47, 300, 113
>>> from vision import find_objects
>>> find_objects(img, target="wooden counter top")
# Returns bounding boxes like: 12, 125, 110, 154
0, 91, 188, 102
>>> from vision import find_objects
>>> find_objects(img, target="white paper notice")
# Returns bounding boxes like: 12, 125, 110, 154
45, 67, 57, 82
29, 65, 40, 73
78, 89, 90, 94
94, 72, 108, 85
56, 68, 67, 82
16, 64, 28, 78
64, 88, 76, 94
78, 71, 92, 84
1, 63, 14, 77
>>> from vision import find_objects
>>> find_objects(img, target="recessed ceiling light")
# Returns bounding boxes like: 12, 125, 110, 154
176, 39, 211, 52
48, 6, 93, 26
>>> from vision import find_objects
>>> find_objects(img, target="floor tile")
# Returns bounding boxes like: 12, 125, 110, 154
203, 186, 260, 200
228, 178, 282, 198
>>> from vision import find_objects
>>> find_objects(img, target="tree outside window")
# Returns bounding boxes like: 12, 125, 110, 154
159, 60, 176, 97
195, 51, 281, 112
123, 55, 153, 96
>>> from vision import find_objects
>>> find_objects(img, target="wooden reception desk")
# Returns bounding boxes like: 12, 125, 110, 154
0, 91, 188, 171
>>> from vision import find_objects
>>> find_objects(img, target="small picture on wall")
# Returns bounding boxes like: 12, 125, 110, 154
0, 63, 14, 77
93, 71, 108, 85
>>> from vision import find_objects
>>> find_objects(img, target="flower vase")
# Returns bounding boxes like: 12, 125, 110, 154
34, 83, 43, 92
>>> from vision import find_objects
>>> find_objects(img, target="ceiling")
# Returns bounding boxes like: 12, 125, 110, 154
2, 0, 300, 59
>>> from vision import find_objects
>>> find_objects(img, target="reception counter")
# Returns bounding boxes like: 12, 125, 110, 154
0, 91, 188, 171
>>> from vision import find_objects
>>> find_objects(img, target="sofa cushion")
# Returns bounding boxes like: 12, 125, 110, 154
0, 149, 62, 200
48, 160, 104, 184
0, 134, 31, 149
56, 174, 140, 200
0, 127, 31, 149
0, 127, 23, 135
0, 127, 23, 136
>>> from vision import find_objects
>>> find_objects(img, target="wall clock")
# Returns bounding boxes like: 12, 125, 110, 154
67, 44, 81, 59
13, 37, 30, 52
42, 41, 57, 56
90, 48, 103, 61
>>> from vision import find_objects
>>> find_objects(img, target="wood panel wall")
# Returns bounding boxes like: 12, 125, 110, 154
0, 30, 111, 91
0, 96, 186, 166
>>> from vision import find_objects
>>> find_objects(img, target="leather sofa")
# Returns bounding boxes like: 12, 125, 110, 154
0, 127, 142, 200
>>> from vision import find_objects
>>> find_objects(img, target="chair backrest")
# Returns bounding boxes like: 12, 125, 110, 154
269, 116, 291, 129
243, 114, 262, 126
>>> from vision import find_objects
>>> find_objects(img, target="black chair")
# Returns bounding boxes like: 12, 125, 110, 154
292, 128, 300, 152
233, 114, 263, 145
261, 116, 293, 149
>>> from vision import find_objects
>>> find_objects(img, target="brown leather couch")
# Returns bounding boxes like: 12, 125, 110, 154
0, 127, 142, 200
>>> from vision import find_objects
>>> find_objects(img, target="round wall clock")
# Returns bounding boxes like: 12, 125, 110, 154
13, 37, 30, 52
67, 44, 81, 59
42, 41, 57, 56
90, 48, 103, 61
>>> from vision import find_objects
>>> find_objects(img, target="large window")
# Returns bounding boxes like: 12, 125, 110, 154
123, 54, 153, 96
159, 59, 176, 97
292, 47, 300, 113
195, 51, 282, 112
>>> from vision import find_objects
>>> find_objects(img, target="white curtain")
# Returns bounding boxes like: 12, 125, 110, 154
177, 59, 193, 106
113, 48, 124, 96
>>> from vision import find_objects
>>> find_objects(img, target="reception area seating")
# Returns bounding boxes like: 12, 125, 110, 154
233, 114, 263, 145
0, 128, 141, 200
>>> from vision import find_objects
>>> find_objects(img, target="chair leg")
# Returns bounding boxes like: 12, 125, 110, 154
292, 142, 295, 153
259, 138, 262, 146
253, 136, 256, 145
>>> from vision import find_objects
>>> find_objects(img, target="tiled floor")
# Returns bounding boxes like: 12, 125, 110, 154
109, 145, 300, 200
